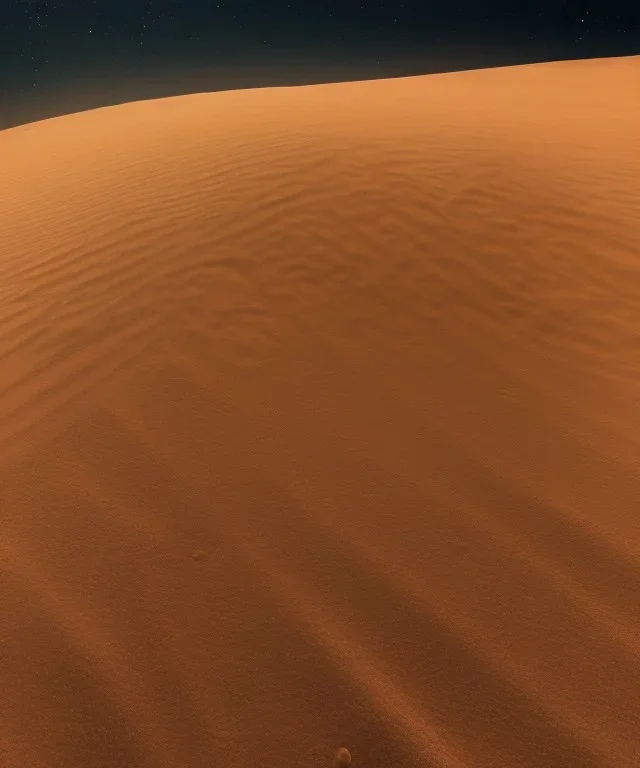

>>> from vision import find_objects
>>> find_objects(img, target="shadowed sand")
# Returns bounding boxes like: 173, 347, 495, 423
1, 56, 639, 768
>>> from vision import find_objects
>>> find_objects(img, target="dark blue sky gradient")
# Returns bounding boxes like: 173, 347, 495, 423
1, 1, 638, 129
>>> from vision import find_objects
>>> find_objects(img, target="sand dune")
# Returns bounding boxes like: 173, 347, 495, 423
1, 55, 639, 768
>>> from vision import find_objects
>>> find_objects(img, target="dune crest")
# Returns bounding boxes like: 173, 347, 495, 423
1, 56, 639, 768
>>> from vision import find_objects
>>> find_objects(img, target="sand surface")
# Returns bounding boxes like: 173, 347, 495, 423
1, 56, 639, 768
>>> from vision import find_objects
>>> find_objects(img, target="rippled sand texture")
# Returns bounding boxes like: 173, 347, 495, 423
1, 55, 639, 768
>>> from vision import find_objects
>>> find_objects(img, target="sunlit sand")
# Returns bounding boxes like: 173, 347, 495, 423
1, 55, 639, 767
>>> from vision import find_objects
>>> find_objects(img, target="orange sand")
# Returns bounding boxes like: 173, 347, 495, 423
1, 56, 639, 768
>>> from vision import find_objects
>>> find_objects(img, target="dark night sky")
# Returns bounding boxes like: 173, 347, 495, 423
1, 1, 638, 130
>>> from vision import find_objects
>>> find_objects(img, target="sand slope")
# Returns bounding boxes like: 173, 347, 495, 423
1, 56, 639, 768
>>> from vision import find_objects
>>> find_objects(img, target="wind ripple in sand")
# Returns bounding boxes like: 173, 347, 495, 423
1, 56, 639, 768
